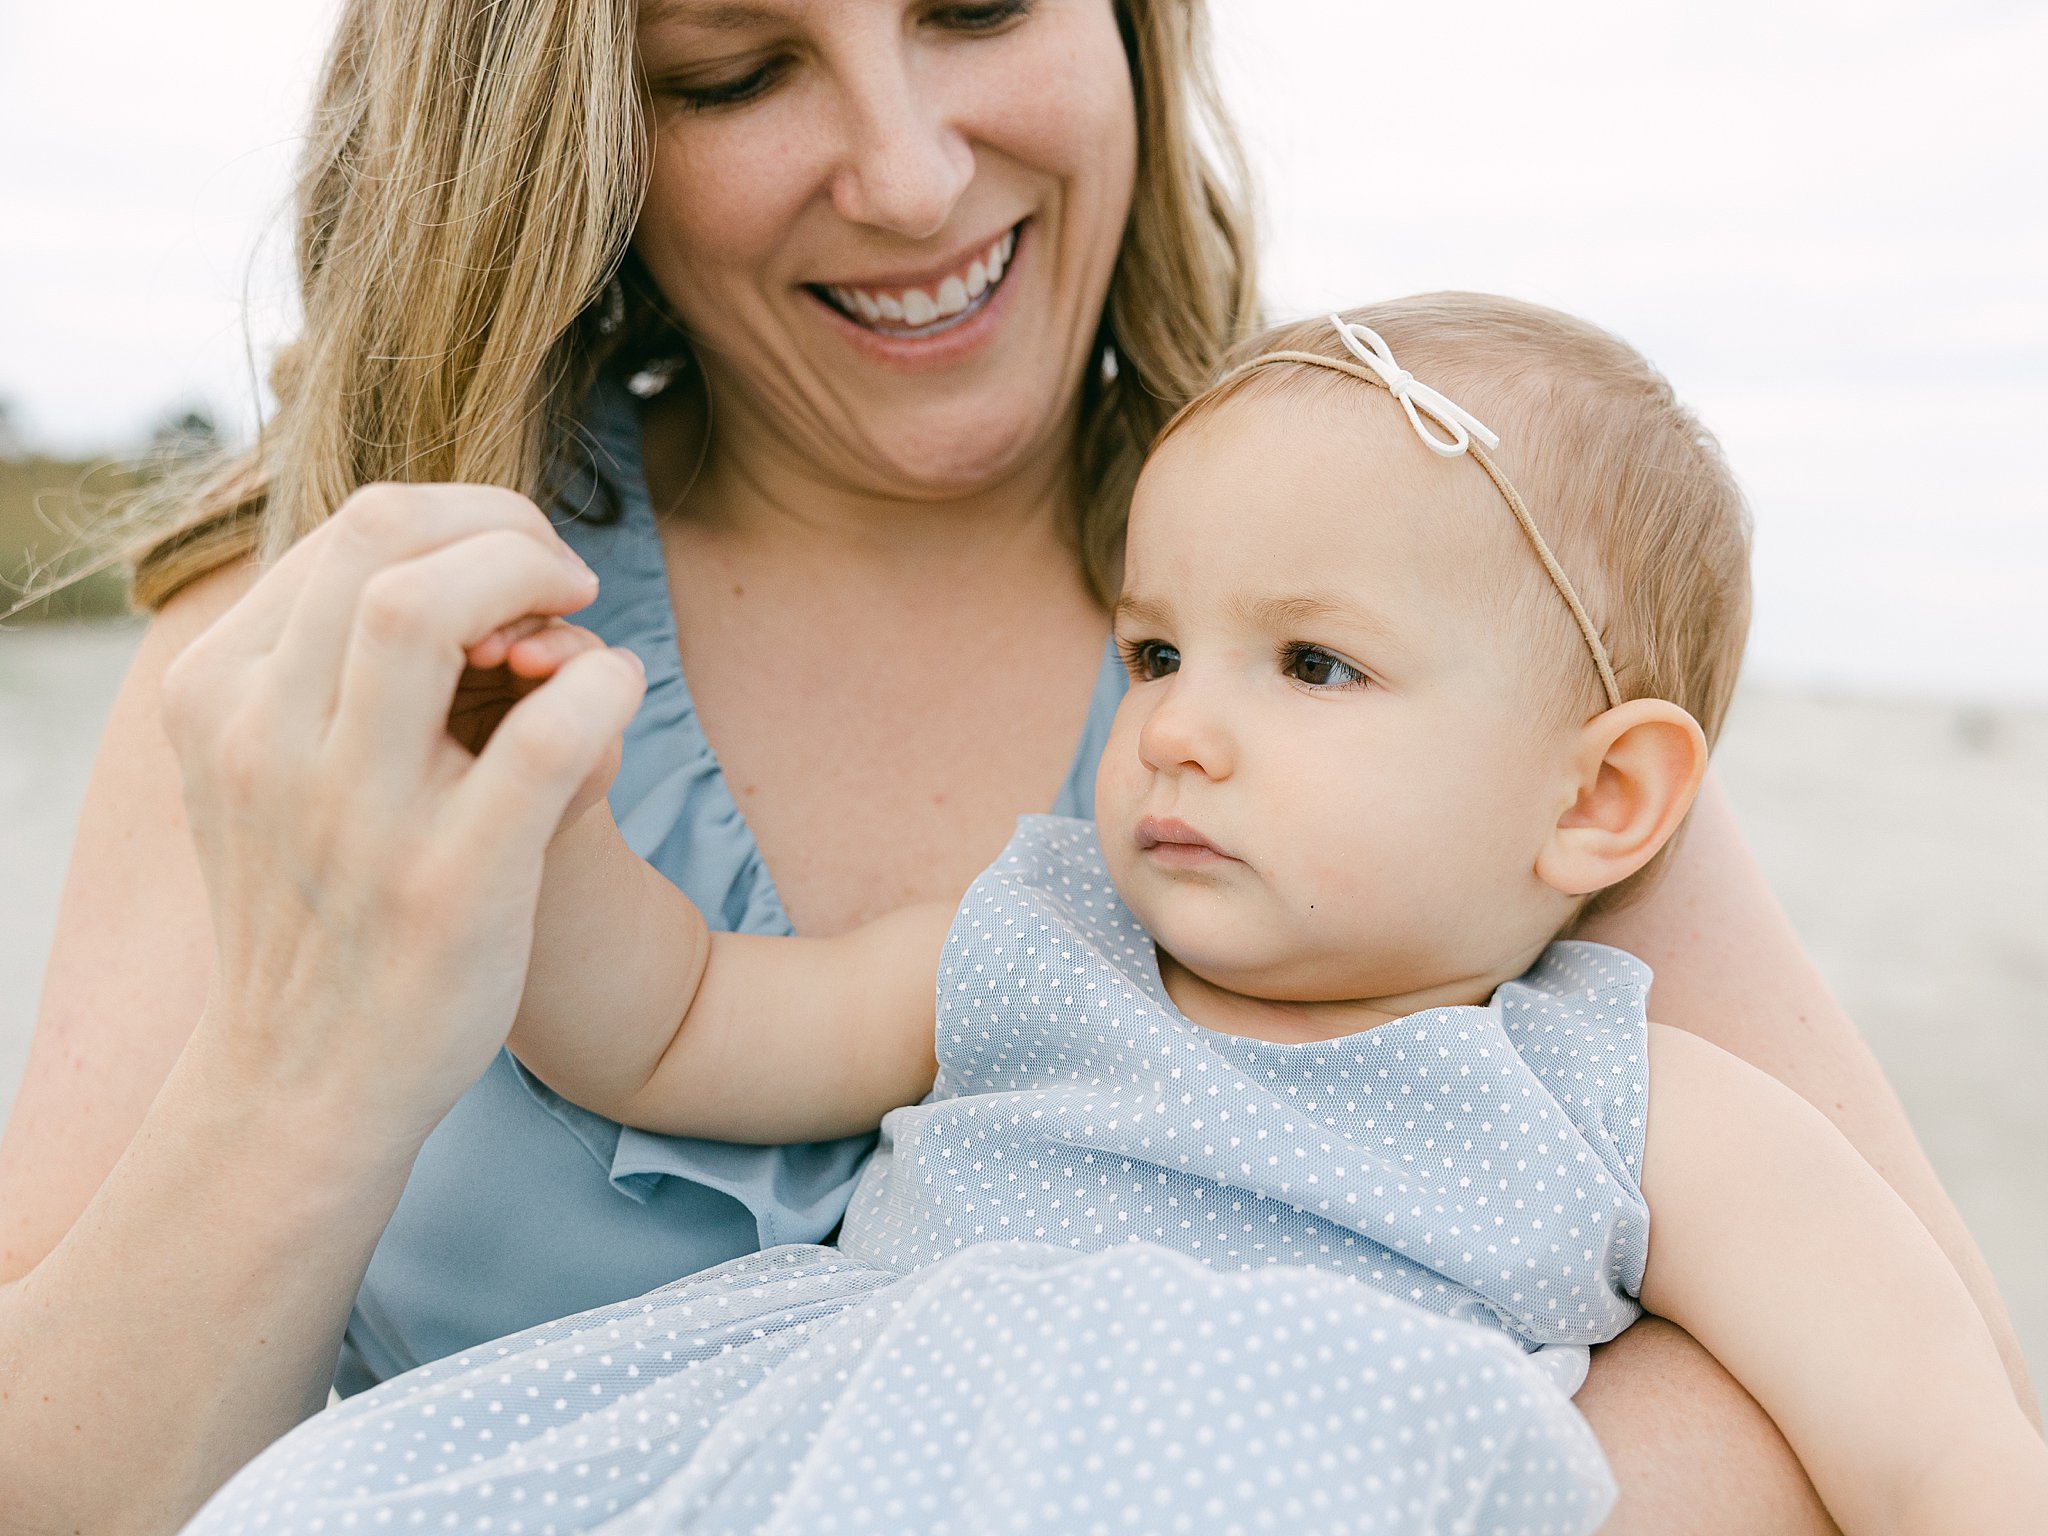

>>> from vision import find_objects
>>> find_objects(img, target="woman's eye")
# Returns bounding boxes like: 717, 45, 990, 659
1118, 639, 1180, 681
927, 0, 1032, 33
667, 59, 784, 111
1285, 646, 1366, 689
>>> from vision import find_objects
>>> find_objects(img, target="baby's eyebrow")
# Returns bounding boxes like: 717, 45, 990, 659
1235, 593, 1403, 644
1114, 591, 1406, 648
1111, 593, 1172, 631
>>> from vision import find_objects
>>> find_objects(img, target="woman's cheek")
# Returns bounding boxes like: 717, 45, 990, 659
637, 101, 830, 313
964, 2, 1136, 195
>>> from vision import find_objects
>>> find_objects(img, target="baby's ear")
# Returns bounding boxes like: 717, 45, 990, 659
1535, 699, 1709, 898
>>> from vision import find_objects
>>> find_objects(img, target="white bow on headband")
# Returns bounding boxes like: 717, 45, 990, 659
1327, 315, 1500, 459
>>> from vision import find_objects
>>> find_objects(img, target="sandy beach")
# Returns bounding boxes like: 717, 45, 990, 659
3, 620, 2044, 1385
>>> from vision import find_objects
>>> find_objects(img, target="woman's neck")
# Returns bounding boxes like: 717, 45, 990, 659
642, 380, 1084, 589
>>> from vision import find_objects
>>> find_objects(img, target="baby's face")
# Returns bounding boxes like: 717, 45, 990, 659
1096, 387, 1586, 1013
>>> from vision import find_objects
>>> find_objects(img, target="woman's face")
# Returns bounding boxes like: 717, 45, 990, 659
633, 0, 1138, 500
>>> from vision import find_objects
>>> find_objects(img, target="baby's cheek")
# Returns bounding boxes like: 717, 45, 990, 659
1291, 852, 1392, 933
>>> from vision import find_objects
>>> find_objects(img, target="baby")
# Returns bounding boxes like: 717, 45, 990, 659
186, 295, 2046, 1535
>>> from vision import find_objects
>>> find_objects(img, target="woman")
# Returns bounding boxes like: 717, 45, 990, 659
0, 0, 2031, 1530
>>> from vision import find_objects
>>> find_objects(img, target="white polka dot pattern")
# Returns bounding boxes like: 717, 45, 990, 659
182, 816, 1650, 1535
847, 818, 1650, 1357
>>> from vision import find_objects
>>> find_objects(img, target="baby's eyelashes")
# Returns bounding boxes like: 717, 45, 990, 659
1281, 644, 1369, 690
1118, 638, 1180, 681
1116, 637, 1372, 690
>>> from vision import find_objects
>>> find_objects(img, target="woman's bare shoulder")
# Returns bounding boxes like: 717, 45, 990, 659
0, 556, 259, 1284
147, 555, 266, 653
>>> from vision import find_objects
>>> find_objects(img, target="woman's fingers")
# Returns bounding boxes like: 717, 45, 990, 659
327, 530, 601, 780
469, 620, 606, 676
267, 484, 592, 724
503, 622, 608, 678
447, 645, 646, 862
153, 486, 639, 1155
466, 615, 555, 672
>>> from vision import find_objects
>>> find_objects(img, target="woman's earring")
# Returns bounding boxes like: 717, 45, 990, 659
626, 353, 691, 398
596, 276, 626, 336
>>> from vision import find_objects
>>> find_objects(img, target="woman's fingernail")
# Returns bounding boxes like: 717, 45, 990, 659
555, 542, 596, 580
611, 646, 645, 677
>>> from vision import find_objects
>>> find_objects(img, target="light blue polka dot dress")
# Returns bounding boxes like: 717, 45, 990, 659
185, 817, 1652, 1535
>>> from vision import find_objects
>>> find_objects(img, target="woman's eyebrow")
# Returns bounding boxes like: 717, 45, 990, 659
640, 0, 783, 31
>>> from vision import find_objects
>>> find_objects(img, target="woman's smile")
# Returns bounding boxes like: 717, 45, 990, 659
804, 220, 1029, 370
814, 221, 1020, 333
633, 0, 1137, 494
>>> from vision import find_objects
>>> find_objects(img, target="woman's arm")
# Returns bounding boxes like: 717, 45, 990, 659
1574, 1316, 1839, 1535
1639, 1024, 2048, 1534
1569, 773, 2037, 1535
0, 562, 369, 1534
0, 487, 643, 1534
1582, 777, 2036, 1415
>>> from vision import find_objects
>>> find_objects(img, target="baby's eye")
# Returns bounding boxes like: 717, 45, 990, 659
1118, 639, 1180, 681
1283, 645, 1367, 689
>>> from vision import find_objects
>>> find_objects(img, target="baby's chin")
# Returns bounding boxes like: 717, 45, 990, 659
1142, 915, 1374, 1008
1106, 853, 1416, 1005
1134, 889, 1470, 1014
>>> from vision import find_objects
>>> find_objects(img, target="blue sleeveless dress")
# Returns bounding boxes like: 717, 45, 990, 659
336, 381, 1130, 1395
193, 818, 1647, 1535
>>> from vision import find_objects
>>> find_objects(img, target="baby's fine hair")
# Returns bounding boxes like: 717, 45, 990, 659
1160, 292, 1754, 915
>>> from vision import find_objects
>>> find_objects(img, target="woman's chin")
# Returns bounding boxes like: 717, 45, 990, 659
852, 407, 1064, 501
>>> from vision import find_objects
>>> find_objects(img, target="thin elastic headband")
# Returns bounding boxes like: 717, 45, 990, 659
1220, 316, 1623, 711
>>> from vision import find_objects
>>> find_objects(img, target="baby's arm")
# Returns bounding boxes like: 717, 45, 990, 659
507, 802, 949, 1143
1640, 1025, 2047, 1534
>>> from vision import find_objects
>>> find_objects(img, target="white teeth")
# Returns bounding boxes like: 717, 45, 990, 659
828, 226, 1018, 330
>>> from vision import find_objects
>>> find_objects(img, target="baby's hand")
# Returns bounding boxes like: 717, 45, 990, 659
457, 618, 632, 830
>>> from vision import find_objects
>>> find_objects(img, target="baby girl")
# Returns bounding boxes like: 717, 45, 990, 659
185, 295, 2046, 1534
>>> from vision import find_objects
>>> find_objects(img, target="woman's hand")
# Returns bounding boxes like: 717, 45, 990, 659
457, 613, 625, 827
160, 483, 647, 1147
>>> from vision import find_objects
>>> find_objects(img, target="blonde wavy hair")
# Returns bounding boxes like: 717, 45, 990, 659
128, 0, 1258, 611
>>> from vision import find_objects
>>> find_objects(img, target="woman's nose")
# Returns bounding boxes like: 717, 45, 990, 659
1136, 675, 1237, 781
828, 47, 975, 239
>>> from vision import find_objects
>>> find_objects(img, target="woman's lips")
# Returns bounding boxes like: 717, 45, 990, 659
1135, 816, 1234, 866
813, 224, 1019, 333
802, 223, 1026, 371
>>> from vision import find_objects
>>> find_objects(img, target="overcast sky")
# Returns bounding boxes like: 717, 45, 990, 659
2, 0, 2043, 699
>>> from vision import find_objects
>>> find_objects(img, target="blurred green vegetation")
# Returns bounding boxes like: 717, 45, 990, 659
1, 404, 220, 624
